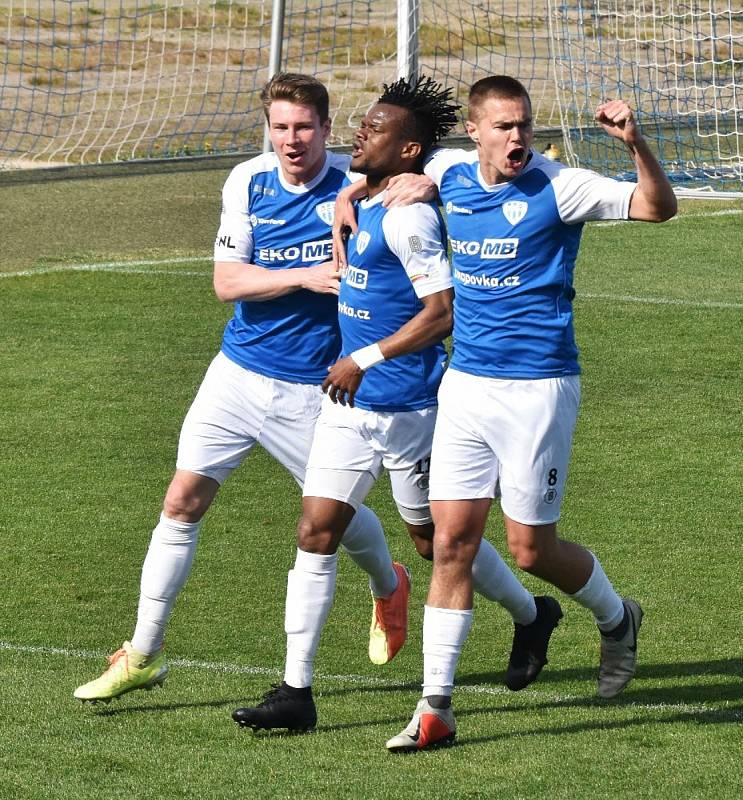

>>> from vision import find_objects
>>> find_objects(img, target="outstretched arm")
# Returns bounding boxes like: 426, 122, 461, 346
595, 99, 677, 222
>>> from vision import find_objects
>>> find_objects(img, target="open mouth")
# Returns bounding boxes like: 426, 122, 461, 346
506, 147, 526, 168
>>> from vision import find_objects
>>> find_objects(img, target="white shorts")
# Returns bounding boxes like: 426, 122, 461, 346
303, 397, 436, 524
429, 368, 580, 525
176, 351, 322, 485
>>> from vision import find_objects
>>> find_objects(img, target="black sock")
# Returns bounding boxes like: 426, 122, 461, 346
281, 681, 313, 700
426, 694, 452, 710
601, 607, 629, 641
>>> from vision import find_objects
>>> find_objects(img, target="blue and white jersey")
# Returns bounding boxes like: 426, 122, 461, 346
340, 192, 452, 412
425, 149, 636, 379
213, 151, 355, 384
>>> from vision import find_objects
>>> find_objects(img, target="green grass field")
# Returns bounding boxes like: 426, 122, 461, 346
1, 168, 742, 799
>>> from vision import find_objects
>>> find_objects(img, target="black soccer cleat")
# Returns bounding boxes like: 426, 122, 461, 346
232, 682, 317, 733
505, 595, 563, 691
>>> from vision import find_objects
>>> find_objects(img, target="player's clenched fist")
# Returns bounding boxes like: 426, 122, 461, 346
595, 99, 641, 144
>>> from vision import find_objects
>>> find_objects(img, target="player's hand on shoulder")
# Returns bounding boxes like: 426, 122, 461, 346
595, 99, 641, 145
383, 174, 437, 208
302, 260, 341, 295
323, 356, 364, 407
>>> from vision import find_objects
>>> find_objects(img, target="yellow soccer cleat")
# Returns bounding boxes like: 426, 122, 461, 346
74, 641, 168, 703
369, 562, 411, 665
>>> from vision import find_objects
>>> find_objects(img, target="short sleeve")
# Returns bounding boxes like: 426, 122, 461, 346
213, 161, 255, 262
423, 147, 473, 188
550, 165, 637, 224
381, 204, 453, 298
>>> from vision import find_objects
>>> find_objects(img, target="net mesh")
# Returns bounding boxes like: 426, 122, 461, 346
1, 0, 741, 192
549, 0, 743, 188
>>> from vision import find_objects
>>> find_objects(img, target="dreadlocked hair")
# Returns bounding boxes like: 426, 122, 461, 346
377, 74, 460, 153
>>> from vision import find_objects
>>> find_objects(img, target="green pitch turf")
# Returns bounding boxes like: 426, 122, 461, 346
1, 168, 741, 799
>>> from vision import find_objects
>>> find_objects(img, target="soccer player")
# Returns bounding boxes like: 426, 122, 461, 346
336, 75, 676, 751
73, 73, 409, 703
231, 76, 563, 734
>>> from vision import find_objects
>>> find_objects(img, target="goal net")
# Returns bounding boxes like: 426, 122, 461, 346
0, 0, 400, 167
1, 0, 741, 194
548, 0, 743, 195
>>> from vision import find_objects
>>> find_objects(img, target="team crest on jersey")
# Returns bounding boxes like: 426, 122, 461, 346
355, 231, 371, 254
315, 201, 335, 225
502, 200, 528, 226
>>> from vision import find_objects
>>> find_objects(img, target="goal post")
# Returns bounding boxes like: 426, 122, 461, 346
1, 0, 740, 195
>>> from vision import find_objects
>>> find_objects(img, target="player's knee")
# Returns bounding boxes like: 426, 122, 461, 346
163, 482, 210, 522
512, 548, 540, 574
509, 541, 545, 574
413, 538, 434, 560
163, 470, 219, 522
505, 519, 558, 574
433, 527, 478, 567
401, 516, 434, 561
296, 514, 336, 554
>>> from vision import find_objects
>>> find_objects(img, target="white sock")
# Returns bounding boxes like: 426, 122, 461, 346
472, 538, 536, 625
341, 504, 398, 598
283, 549, 338, 688
569, 553, 625, 630
131, 513, 201, 655
422, 605, 473, 697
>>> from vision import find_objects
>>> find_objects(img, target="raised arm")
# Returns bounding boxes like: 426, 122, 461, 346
595, 99, 677, 222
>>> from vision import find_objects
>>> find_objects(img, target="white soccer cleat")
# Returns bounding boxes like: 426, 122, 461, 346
386, 698, 456, 753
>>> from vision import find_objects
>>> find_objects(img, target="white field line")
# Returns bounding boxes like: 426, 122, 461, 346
579, 292, 743, 310
592, 207, 743, 227
0, 256, 210, 279
1, 639, 737, 719
3, 256, 740, 311
3, 205, 742, 309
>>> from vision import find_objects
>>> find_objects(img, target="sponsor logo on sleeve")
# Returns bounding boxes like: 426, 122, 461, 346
408, 235, 423, 253
215, 235, 236, 249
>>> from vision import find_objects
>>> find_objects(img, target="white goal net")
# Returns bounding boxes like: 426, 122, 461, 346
1, 0, 741, 193
548, 0, 743, 193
